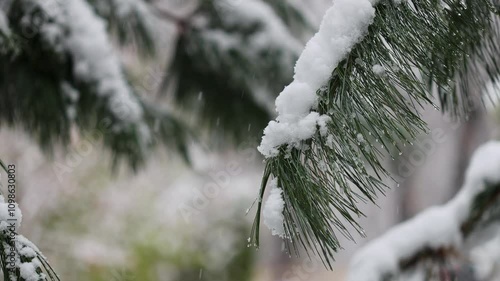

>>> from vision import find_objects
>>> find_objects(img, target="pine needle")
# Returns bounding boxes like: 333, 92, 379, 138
252, 0, 500, 269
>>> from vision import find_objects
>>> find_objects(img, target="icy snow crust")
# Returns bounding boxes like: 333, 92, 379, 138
258, 0, 377, 158
347, 141, 500, 281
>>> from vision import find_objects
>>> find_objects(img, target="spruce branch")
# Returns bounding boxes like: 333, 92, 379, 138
252, 0, 500, 269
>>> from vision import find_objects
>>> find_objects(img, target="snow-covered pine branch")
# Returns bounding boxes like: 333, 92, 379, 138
261, 0, 316, 39
251, 0, 500, 268
1, 0, 310, 164
166, 0, 305, 141
87, 0, 159, 56
0, 0, 188, 168
347, 141, 500, 281
0, 161, 60, 281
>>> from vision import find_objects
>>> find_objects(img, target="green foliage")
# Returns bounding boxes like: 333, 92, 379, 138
386, 182, 500, 280
464, 182, 500, 236
164, 0, 303, 141
262, 0, 315, 38
167, 32, 274, 141
86, 0, 157, 56
0, 0, 311, 165
80, 233, 254, 281
0, 160, 60, 281
0, 0, 189, 169
252, 0, 500, 269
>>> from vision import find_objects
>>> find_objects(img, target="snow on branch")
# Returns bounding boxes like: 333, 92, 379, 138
0, 0, 196, 168
63, 0, 145, 126
0, 161, 60, 280
347, 141, 500, 281
88, 0, 159, 55
251, 0, 498, 267
258, 0, 376, 158
168, 0, 304, 140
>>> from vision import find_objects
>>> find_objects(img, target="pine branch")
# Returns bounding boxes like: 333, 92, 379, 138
0, 233, 62, 281
86, 0, 159, 56
0, 161, 60, 280
262, 0, 316, 38
346, 142, 500, 281
0, 0, 189, 169
163, 0, 303, 142
252, 0, 500, 268
397, 183, 500, 274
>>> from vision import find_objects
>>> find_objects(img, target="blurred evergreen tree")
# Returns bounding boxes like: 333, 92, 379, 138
0, 0, 311, 167
250, 0, 500, 272
0, 0, 312, 279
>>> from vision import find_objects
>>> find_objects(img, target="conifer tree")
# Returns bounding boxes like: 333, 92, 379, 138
0, 0, 308, 165
4, 0, 500, 280
0, 0, 310, 279
0, 160, 60, 281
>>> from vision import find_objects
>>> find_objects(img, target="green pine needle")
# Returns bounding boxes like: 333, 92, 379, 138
252, 0, 500, 269
0, 162, 61, 280
164, 0, 301, 142
87, 0, 158, 57
0, 0, 190, 169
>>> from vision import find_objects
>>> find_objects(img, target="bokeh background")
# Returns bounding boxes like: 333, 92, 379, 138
1, 0, 500, 280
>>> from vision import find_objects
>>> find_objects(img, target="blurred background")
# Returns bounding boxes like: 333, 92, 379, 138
0, 0, 499, 280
